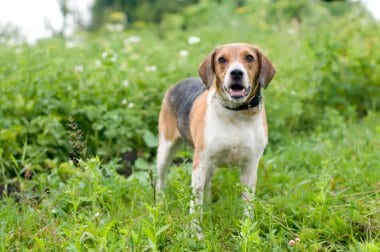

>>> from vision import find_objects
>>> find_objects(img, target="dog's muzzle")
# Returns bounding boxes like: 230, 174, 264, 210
225, 68, 250, 99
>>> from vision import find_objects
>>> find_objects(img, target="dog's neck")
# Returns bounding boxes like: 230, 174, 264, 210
215, 87, 262, 111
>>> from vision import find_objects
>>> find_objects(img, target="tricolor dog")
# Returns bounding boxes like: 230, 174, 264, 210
156, 43, 275, 230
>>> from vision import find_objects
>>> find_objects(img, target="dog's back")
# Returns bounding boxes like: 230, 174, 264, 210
166, 78, 206, 145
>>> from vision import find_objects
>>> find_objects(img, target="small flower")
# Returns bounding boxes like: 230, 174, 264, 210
102, 52, 108, 59
124, 35, 141, 45
288, 240, 296, 246
66, 39, 81, 49
179, 49, 189, 57
128, 102, 134, 109
122, 80, 130, 87
188, 36, 200, 45
122, 99, 127, 105
231, 20, 239, 27
51, 208, 57, 214
295, 237, 301, 242
287, 28, 296, 35
106, 23, 124, 32
74, 65, 83, 73
145, 65, 157, 72
94, 59, 101, 67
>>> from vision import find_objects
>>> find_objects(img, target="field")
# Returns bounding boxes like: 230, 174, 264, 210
0, 0, 379, 250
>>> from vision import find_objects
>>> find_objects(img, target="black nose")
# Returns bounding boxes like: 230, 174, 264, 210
230, 69, 243, 80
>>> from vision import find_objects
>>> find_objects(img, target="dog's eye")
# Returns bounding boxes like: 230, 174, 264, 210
245, 55, 255, 62
218, 57, 227, 64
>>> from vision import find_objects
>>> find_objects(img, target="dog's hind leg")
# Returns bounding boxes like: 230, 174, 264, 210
156, 101, 181, 191
156, 136, 181, 191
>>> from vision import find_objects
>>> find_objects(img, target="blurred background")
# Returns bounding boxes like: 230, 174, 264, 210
0, 0, 379, 43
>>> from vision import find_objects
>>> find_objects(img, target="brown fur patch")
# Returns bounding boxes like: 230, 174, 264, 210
241, 105, 260, 116
192, 152, 199, 170
158, 96, 181, 141
189, 90, 209, 151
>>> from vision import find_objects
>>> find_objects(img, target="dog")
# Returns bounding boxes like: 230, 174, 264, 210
156, 43, 275, 233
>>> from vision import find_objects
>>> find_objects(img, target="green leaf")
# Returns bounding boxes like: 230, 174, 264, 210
143, 130, 158, 148
156, 223, 171, 236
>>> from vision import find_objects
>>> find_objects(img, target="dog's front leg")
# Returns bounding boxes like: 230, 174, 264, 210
189, 153, 209, 239
240, 157, 260, 219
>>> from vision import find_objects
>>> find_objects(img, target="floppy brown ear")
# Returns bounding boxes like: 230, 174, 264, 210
198, 50, 215, 88
258, 51, 276, 89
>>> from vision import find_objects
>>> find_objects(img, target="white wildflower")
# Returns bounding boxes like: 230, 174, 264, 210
128, 102, 134, 109
122, 99, 128, 105
179, 49, 189, 57
124, 35, 141, 45
74, 65, 83, 73
287, 28, 296, 35
288, 240, 296, 246
65, 39, 81, 49
95, 59, 101, 67
188, 36, 200, 45
145, 65, 157, 72
102, 52, 108, 59
122, 80, 130, 87
106, 23, 124, 32
230, 20, 238, 27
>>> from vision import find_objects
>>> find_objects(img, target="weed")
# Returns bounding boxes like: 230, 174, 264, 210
66, 116, 87, 166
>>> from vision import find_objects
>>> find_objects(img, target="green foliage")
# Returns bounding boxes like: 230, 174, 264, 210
0, 0, 379, 250
0, 115, 379, 250
308, 15, 380, 116
90, 0, 199, 29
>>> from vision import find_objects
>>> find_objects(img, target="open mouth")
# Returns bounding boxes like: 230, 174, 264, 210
228, 84, 250, 98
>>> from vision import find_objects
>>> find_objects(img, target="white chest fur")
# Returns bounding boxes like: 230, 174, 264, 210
203, 92, 268, 167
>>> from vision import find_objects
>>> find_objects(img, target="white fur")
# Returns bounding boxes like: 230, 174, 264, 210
223, 62, 251, 103
190, 90, 267, 222
224, 62, 250, 91
156, 136, 181, 191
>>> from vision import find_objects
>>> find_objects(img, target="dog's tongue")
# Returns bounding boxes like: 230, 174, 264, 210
229, 88, 246, 97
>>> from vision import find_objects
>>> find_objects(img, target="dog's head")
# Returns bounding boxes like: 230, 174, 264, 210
198, 43, 275, 104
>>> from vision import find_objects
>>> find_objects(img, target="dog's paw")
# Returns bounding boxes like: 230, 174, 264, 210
190, 220, 204, 240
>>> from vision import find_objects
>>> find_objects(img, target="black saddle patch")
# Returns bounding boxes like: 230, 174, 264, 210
167, 78, 206, 145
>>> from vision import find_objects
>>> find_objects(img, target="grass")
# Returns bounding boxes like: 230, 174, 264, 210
1, 113, 379, 250
1, 0, 380, 250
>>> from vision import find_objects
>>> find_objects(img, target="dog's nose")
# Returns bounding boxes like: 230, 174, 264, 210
230, 69, 243, 80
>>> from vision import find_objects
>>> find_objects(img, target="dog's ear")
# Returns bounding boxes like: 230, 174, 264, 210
258, 50, 276, 89
198, 50, 215, 88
